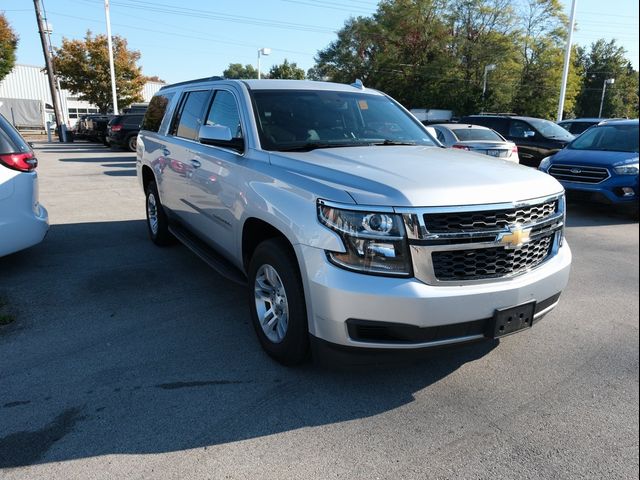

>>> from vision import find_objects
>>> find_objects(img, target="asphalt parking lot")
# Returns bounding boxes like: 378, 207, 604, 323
0, 141, 638, 479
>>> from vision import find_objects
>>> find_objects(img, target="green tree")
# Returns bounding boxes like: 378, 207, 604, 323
511, 0, 581, 118
575, 39, 639, 118
0, 13, 18, 82
268, 59, 305, 79
223, 63, 259, 79
53, 31, 145, 113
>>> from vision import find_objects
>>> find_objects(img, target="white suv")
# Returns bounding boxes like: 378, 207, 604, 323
137, 78, 571, 364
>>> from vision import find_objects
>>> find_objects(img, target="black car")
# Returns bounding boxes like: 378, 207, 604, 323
459, 115, 575, 167
85, 114, 115, 145
557, 118, 605, 135
107, 114, 144, 152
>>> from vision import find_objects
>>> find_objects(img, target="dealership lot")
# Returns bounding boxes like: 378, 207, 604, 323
0, 142, 638, 479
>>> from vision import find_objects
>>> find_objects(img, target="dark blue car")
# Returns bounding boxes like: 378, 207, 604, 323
539, 119, 639, 214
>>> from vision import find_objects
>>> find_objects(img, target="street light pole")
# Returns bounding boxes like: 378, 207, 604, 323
557, 0, 577, 122
257, 47, 271, 80
598, 78, 615, 118
33, 0, 66, 141
481, 64, 496, 113
104, 0, 118, 114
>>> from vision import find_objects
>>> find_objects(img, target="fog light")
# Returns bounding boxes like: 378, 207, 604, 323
622, 187, 635, 197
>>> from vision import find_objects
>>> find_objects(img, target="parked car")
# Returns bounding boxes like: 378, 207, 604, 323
539, 119, 639, 215
557, 118, 605, 136
85, 114, 114, 145
428, 123, 519, 162
137, 78, 571, 365
107, 114, 145, 152
460, 114, 574, 168
0, 113, 49, 257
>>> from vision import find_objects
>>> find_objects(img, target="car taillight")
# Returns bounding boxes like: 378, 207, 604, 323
110, 124, 123, 132
512, 145, 518, 153
0, 152, 38, 172
452, 144, 470, 151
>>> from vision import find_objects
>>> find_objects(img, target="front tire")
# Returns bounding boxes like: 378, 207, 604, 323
145, 181, 174, 246
248, 239, 309, 365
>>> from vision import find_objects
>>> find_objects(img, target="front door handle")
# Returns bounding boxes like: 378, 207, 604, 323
191, 159, 202, 168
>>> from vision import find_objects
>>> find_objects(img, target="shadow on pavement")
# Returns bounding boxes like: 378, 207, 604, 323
0, 219, 497, 468
565, 199, 638, 227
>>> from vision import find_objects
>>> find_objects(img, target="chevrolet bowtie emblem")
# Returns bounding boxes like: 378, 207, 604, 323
498, 226, 531, 249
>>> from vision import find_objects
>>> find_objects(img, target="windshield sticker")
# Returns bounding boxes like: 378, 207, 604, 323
358, 100, 369, 110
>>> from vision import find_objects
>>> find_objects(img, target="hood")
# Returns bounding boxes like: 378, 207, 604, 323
551, 147, 638, 167
269, 146, 563, 207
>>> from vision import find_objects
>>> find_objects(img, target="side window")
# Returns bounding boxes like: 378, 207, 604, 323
509, 120, 534, 138
434, 127, 446, 144
205, 90, 243, 139
141, 92, 174, 133
172, 90, 211, 140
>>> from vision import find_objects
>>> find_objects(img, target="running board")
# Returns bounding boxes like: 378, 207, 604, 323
169, 224, 248, 286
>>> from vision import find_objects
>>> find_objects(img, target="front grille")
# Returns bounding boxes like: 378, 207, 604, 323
431, 235, 553, 281
548, 164, 609, 184
424, 200, 557, 233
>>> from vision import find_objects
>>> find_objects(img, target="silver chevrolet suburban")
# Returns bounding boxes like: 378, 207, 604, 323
136, 78, 572, 365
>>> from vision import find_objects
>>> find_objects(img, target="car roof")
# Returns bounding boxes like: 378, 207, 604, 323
559, 118, 604, 123
596, 118, 638, 126
160, 78, 385, 96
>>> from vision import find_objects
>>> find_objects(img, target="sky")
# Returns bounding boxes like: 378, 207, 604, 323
2, 0, 638, 85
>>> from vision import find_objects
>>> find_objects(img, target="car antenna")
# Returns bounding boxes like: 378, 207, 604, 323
351, 79, 365, 90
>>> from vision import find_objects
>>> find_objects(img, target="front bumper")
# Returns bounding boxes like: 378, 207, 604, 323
558, 175, 639, 206
296, 241, 571, 349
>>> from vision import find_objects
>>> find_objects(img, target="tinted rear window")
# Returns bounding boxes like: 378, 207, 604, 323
142, 92, 175, 133
123, 115, 143, 126
0, 114, 30, 154
451, 128, 502, 141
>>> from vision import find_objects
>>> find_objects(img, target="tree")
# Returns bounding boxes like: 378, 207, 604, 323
268, 59, 305, 79
575, 39, 639, 119
53, 31, 145, 113
511, 0, 581, 118
223, 63, 259, 79
0, 13, 18, 82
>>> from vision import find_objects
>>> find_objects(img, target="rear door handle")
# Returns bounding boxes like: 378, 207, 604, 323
162, 148, 170, 156
190, 159, 202, 168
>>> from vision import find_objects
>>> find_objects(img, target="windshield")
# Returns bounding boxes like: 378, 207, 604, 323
251, 90, 436, 151
451, 128, 502, 142
527, 118, 574, 141
568, 123, 639, 153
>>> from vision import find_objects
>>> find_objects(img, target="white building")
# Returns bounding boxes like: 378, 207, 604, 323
0, 64, 164, 130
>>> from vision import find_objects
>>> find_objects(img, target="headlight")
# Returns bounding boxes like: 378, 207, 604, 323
317, 201, 411, 276
538, 156, 552, 171
614, 162, 639, 175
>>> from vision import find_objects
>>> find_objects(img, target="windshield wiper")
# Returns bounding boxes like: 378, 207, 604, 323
275, 142, 367, 152
370, 139, 417, 146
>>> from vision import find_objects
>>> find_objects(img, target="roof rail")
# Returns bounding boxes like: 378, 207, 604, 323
160, 76, 225, 90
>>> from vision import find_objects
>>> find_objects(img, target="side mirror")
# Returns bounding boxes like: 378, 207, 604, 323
198, 124, 244, 153
524, 130, 536, 138
199, 124, 232, 143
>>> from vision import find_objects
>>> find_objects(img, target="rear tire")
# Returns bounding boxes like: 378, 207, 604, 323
127, 135, 137, 152
145, 181, 174, 246
248, 239, 309, 365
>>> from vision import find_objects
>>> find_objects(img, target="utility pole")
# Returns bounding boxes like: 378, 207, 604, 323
557, 0, 577, 122
104, 0, 118, 114
33, 0, 66, 141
